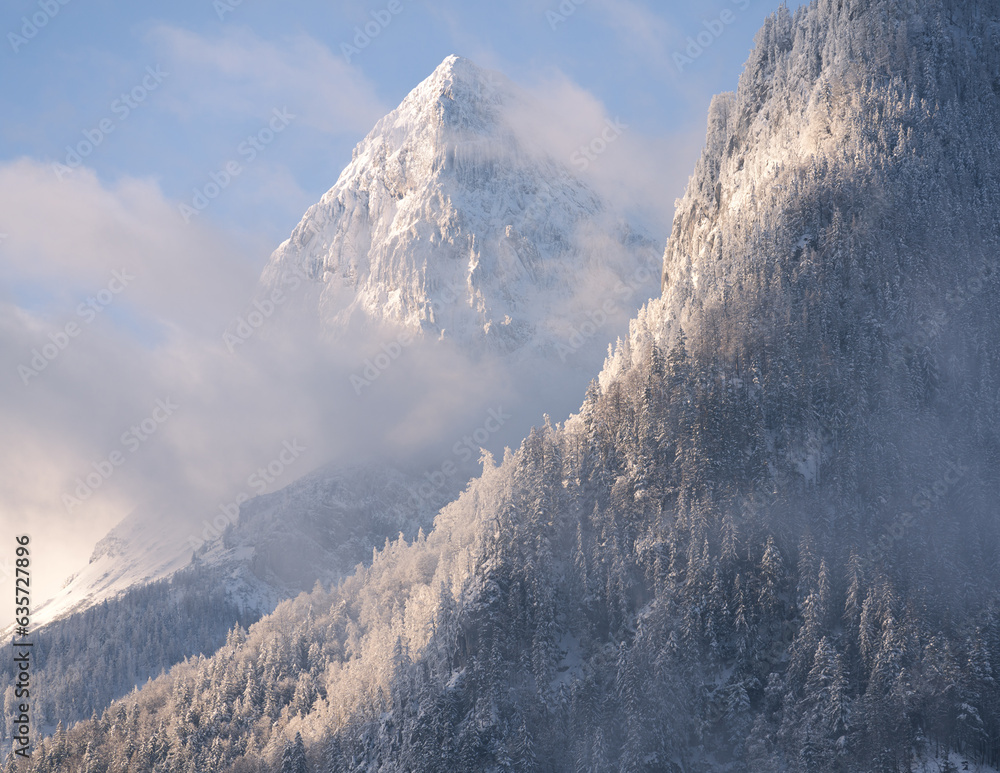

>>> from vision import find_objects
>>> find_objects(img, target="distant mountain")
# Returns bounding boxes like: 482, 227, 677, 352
259, 54, 657, 355
26, 461, 444, 633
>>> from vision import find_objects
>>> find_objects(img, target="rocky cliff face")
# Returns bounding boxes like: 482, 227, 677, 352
260, 55, 659, 355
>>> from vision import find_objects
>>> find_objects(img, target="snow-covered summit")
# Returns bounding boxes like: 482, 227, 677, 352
260, 54, 657, 353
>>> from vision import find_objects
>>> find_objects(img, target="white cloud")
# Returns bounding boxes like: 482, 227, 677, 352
501, 69, 698, 239
146, 25, 388, 135
0, 159, 255, 331
591, 0, 679, 73
0, 159, 262, 612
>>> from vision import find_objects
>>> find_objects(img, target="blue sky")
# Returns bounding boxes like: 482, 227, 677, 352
0, 0, 806, 620
3, 0, 803, 250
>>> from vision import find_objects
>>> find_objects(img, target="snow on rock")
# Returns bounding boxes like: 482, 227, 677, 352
259, 55, 660, 356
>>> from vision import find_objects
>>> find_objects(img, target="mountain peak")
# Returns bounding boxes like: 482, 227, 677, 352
259, 57, 658, 354
430, 54, 484, 81
395, 54, 509, 136
424, 54, 501, 93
